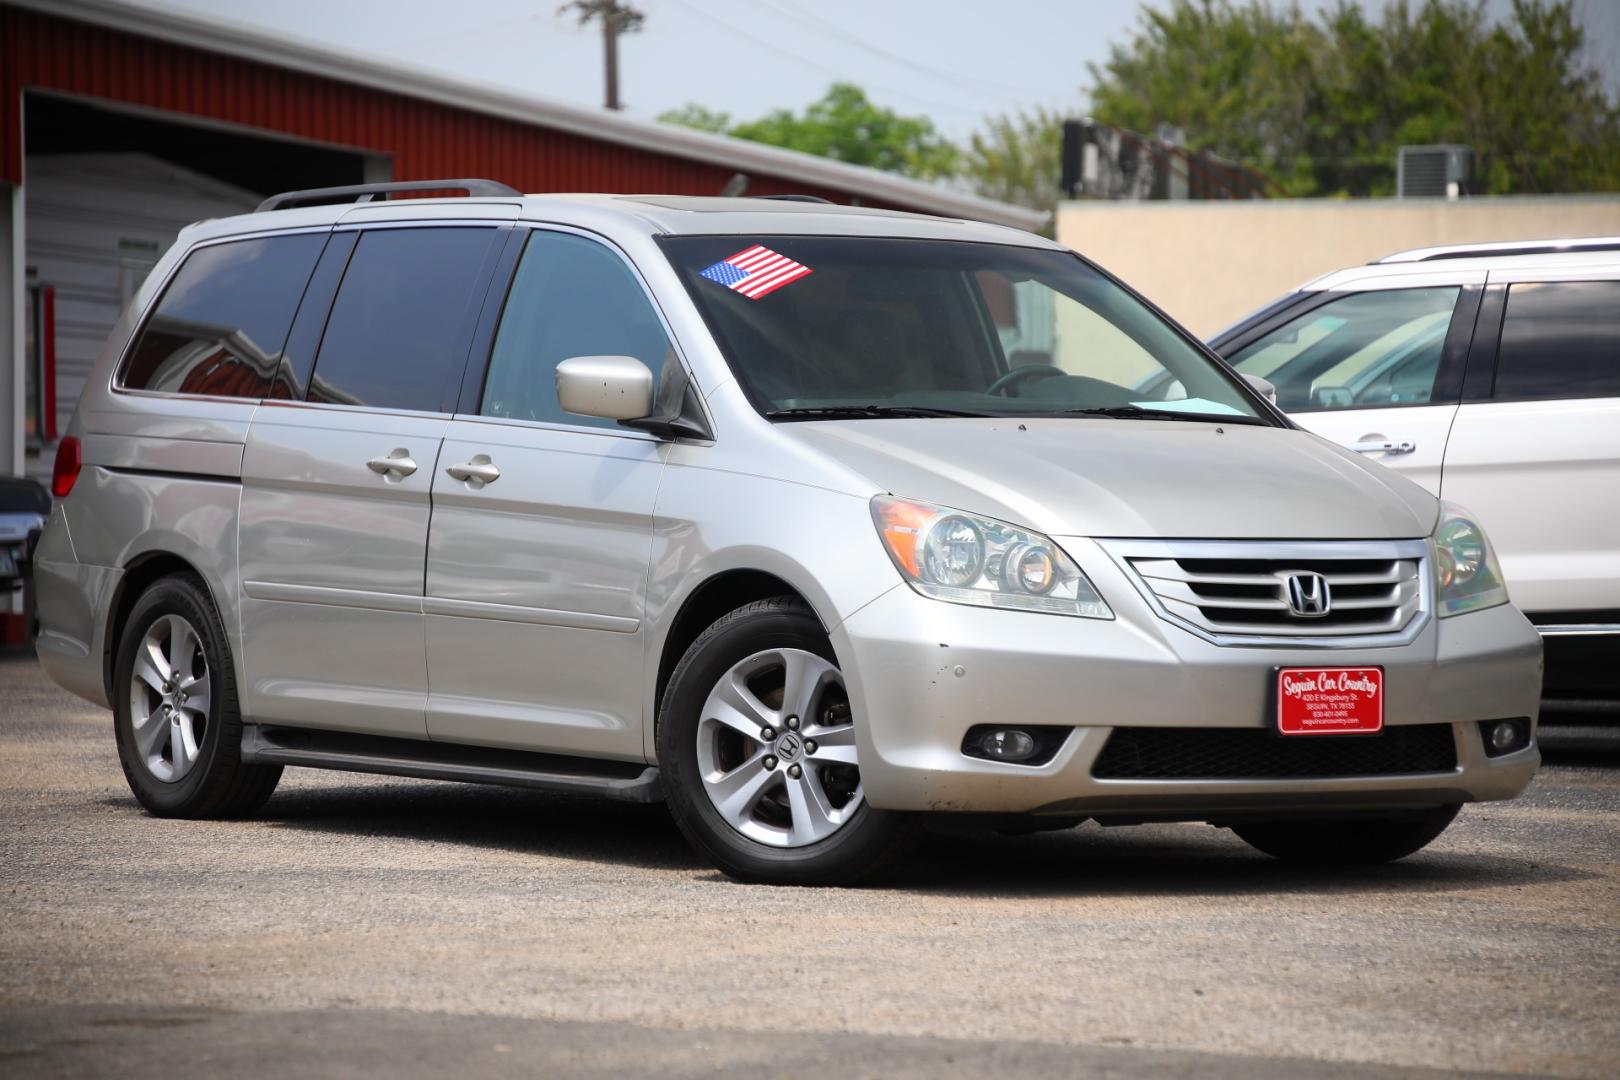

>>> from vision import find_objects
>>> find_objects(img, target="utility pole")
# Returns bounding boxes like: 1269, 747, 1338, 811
561, 1, 645, 111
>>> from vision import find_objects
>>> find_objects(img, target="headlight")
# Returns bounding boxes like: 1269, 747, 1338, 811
871, 496, 1112, 618
1433, 501, 1509, 617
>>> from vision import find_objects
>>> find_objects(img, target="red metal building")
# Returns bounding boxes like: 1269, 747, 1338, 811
0, 0, 1039, 479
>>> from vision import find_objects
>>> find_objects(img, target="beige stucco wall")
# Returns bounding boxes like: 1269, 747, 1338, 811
1055, 196, 1620, 338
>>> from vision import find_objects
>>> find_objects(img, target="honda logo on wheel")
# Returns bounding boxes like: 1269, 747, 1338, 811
1285, 572, 1332, 617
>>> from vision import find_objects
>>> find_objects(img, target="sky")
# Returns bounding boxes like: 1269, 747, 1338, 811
148, 0, 1620, 141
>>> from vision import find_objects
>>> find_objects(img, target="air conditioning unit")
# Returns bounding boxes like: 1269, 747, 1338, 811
1397, 145, 1472, 199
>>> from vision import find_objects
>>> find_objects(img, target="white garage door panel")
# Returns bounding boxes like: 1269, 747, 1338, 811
25, 153, 258, 445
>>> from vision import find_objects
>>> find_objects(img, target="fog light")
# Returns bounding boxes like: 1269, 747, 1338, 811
979, 729, 1037, 762
1480, 719, 1529, 757
961, 724, 1072, 766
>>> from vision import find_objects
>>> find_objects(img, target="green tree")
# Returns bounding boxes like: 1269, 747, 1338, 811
656, 103, 732, 134
1087, 0, 1620, 196
1088, 0, 1321, 192
659, 83, 959, 181
958, 107, 1066, 222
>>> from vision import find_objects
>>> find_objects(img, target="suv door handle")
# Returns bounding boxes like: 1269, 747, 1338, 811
445, 455, 501, 487
366, 449, 418, 477
1350, 439, 1416, 455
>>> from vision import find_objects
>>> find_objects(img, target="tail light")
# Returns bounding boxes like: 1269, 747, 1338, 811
51, 436, 81, 498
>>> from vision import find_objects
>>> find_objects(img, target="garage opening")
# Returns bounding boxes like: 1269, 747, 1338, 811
22, 92, 385, 473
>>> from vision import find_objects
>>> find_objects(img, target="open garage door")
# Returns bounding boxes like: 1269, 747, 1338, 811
24, 152, 261, 462
18, 92, 383, 477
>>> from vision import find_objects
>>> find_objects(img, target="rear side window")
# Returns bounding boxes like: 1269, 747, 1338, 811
1494, 281, 1620, 401
1226, 287, 1460, 412
119, 235, 324, 398
307, 227, 497, 412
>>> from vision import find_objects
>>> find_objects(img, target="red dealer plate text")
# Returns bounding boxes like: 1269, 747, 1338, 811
1276, 667, 1384, 735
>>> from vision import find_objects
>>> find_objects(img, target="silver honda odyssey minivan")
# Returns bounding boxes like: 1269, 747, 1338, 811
34, 181, 1542, 884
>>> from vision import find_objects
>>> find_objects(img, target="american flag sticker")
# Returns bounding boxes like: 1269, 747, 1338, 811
698, 245, 813, 300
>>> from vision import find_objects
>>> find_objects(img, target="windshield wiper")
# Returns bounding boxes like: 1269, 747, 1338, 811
764, 405, 992, 421
1047, 405, 1268, 425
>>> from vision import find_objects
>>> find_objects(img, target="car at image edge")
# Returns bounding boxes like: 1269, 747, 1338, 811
33, 181, 1543, 885
1207, 237, 1620, 715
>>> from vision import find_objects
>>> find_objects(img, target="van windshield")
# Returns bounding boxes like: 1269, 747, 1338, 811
658, 236, 1268, 424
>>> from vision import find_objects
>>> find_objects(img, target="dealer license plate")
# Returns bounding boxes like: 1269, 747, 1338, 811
1276, 667, 1383, 735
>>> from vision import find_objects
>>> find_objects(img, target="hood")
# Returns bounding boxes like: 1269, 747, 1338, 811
779, 418, 1439, 540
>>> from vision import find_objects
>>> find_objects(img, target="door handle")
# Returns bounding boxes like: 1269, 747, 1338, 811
1350, 439, 1416, 455
445, 455, 501, 487
366, 449, 418, 477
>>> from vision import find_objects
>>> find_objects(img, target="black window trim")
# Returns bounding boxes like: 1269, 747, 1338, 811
452, 222, 713, 442
275, 230, 358, 402
1461, 284, 1507, 402
109, 225, 335, 403
1214, 284, 1483, 414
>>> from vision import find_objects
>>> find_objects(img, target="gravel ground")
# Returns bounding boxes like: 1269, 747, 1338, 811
1, 651, 1616, 1078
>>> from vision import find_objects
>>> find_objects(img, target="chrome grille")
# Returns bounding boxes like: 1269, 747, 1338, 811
1103, 540, 1430, 647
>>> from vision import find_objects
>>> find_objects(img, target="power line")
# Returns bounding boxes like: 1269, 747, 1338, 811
746, 0, 1050, 101
661, 0, 993, 121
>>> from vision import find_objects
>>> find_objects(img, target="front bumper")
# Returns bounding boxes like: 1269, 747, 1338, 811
832, 539, 1543, 817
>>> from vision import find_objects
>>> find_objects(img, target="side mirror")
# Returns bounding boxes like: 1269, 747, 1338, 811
555, 355, 654, 421
1242, 373, 1278, 405
1311, 384, 1354, 410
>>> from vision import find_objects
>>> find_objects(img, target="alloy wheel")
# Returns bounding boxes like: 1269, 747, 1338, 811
696, 647, 863, 847
128, 613, 211, 783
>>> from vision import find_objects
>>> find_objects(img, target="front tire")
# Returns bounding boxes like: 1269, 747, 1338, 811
112, 574, 281, 818
1232, 804, 1460, 864
658, 597, 912, 885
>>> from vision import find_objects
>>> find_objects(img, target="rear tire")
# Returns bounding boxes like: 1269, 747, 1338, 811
658, 596, 913, 885
1232, 804, 1460, 864
112, 574, 281, 818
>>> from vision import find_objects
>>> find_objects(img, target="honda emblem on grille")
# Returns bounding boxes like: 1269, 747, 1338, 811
1285, 572, 1332, 617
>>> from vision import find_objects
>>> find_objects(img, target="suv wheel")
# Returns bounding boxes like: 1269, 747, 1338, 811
112, 574, 281, 818
1232, 804, 1460, 864
658, 597, 912, 885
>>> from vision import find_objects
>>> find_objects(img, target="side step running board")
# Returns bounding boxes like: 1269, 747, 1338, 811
241, 725, 663, 803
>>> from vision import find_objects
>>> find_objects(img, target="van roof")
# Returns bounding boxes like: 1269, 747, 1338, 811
180, 192, 1064, 250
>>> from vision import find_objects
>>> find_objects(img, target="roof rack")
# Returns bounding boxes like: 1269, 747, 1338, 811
256, 178, 521, 213
1376, 236, 1620, 264
752, 194, 836, 205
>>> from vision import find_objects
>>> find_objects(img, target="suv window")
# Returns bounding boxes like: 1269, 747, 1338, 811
1494, 281, 1620, 401
480, 231, 670, 429
1226, 287, 1460, 412
119, 234, 325, 398
308, 227, 497, 411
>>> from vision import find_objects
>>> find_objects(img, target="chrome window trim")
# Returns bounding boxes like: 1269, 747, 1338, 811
1097, 538, 1433, 649
251, 398, 453, 422
445, 412, 662, 444
1536, 624, 1620, 637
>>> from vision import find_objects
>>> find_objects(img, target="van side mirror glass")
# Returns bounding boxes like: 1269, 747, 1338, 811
555, 355, 655, 421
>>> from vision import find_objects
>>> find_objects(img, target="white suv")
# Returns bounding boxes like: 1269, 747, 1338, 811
1208, 239, 1620, 713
